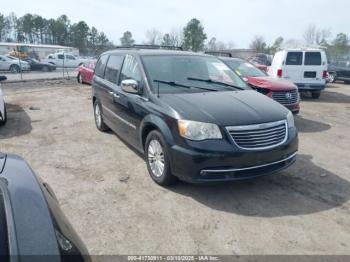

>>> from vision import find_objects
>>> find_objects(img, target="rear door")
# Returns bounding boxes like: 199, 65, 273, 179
302, 51, 324, 84
97, 54, 125, 133
282, 51, 303, 82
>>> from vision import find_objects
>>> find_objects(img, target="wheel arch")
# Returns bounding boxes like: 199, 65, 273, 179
139, 115, 175, 151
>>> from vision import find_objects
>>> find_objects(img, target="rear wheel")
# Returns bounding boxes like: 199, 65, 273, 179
311, 91, 321, 99
93, 100, 109, 131
145, 130, 176, 186
9, 65, 20, 74
0, 106, 7, 126
328, 72, 336, 83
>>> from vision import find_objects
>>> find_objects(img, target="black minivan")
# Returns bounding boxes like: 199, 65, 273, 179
92, 48, 298, 186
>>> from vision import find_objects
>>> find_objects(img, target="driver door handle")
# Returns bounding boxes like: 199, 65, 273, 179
108, 91, 120, 98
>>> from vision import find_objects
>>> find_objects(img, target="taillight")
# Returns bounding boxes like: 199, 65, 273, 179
277, 69, 282, 78
322, 70, 328, 79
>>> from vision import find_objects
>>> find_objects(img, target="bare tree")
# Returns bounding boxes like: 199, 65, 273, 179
145, 29, 162, 45
207, 37, 217, 50
249, 35, 267, 52
303, 24, 331, 45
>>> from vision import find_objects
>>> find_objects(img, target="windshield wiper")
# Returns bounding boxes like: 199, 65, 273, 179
187, 77, 245, 90
153, 79, 218, 96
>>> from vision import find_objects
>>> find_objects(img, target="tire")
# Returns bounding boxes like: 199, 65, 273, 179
0, 106, 7, 126
145, 130, 176, 186
328, 73, 336, 83
311, 91, 321, 99
93, 100, 109, 131
42, 66, 49, 72
9, 65, 20, 74
77, 73, 83, 84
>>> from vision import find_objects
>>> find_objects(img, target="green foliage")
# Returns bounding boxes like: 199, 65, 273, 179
120, 31, 135, 47
183, 18, 207, 52
0, 12, 113, 55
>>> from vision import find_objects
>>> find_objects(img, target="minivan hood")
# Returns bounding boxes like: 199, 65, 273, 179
160, 90, 289, 126
247, 76, 297, 91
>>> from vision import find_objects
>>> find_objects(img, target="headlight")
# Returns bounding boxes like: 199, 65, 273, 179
178, 120, 222, 141
286, 111, 295, 128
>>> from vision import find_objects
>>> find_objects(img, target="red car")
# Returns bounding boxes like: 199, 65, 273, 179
77, 60, 96, 85
220, 57, 300, 114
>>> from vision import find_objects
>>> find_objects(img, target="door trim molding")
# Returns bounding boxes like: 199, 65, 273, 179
102, 105, 136, 130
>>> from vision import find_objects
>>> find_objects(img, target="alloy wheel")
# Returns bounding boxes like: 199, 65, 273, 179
147, 139, 165, 177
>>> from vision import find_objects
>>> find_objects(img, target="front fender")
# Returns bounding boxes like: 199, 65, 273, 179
139, 114, 175, 150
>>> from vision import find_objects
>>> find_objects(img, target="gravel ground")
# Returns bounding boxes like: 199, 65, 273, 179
0, 80, 350, 255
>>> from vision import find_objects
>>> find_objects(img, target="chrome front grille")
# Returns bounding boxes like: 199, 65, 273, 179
226, 120, 288, 150
272, 90, 298, 105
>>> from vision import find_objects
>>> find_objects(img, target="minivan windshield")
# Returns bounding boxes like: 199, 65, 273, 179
142, 55, 248, 93
224, 59, 267, 77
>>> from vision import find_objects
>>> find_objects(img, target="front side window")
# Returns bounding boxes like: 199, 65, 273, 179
66, 55, 76, 60
286, 52, 303, 65
95, 55, 108, 78
142, 55, 247, 94
305, 52, 321, 65
105, 55, 124, 84
119, 55, 142, 84
57, 54, 64, 60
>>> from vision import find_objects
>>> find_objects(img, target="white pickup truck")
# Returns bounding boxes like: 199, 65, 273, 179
42, 53, 87, 68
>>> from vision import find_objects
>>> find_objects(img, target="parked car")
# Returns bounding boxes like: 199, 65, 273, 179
0, 153, 91, 261
219, 57, 300, 114
0, 55, 30, 73
268, 48, 328, 99
77, 60, 96, 85
24, 57, 56, 72
92, 48, 298, 186
327, 60, 350, 84
0, 76, 6, 126
43, 53, 86, 68
248, 53, 273, 66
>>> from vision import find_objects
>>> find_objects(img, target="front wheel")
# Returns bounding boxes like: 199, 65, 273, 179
328, 73, 336, 83
311, 91, 321, 99
77, 73, 83, 84
145, 130, 176, 186
9, 65, 20, 74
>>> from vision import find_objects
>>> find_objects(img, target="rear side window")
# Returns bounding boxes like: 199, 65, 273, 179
104, 55, 124, 84
305, 52, 321, 65
286, 52, 302, 65
95, 55, 108, 78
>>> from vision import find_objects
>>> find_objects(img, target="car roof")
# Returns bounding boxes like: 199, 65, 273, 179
103, 49, 212, 57
218, 57, 245, 62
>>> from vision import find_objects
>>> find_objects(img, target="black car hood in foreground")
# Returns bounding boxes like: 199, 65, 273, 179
0, 153, 91, 261
160, 90, 289, 126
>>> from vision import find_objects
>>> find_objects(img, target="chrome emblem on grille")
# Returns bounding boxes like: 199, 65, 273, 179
285, 92, 292, 100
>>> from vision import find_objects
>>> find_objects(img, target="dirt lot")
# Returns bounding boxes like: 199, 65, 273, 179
0, 80, 350, 255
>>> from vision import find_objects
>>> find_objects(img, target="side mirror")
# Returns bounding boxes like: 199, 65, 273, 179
0, 76, 7, 82
121, 79, 139, 94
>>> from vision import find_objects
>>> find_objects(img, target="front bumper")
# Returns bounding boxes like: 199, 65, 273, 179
169, 128, 298, 183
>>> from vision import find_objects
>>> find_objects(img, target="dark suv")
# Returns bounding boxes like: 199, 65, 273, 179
92, 48, 298, 186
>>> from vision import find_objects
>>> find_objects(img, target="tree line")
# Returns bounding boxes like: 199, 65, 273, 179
0, 12, 113, 55
1, 12, 349, 61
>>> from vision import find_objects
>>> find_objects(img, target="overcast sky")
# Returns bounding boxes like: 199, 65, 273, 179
2, 0, 349, 47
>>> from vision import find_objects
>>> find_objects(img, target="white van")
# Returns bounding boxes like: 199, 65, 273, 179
268, 48, 328, 98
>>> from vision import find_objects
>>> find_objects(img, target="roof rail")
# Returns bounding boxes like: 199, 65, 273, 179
116, 44, 183, 51
204, 51, 233, 57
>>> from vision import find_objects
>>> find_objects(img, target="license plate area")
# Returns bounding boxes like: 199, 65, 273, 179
304, 71, 316, 78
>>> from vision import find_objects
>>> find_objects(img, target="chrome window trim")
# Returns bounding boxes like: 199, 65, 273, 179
102, 105, 136, 130
201, 151, 297, 174
226, 120, 288, 150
